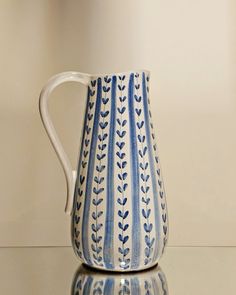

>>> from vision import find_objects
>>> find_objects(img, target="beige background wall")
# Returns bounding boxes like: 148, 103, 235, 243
0, 0, 235, 246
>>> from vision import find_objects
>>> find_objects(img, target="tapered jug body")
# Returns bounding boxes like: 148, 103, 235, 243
71, 71, 168, 271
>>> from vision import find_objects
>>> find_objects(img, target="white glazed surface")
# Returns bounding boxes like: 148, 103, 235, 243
69, 70, 168, 271
39, 72, 90, 214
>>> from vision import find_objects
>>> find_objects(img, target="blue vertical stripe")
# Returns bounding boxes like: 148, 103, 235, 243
104, 278, 115, 295
131, 278, 140, 295
142, 72, 161, 262
103, 76, 117, 269
82, 78, 102, 264
128, 73, 140, 269
72, 88, 90, 214
82, 276, 93, 295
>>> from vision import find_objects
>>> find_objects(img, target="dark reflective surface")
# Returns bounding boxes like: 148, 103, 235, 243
71, 264, 168, 294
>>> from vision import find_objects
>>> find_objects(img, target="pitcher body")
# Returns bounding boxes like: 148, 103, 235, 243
39, 70, 168, 272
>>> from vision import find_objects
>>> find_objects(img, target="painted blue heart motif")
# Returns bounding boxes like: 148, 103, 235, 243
91, 80, 96, 87
134, 94, 142, 102
102, 97, 109, 104
89, 102, 94, 109
116, 141, 125, 150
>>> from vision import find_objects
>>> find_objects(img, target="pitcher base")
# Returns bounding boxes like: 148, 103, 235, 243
81, 261, 159, 273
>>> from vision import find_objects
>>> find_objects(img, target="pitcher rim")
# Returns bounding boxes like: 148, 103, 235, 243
81, 69, 150, 78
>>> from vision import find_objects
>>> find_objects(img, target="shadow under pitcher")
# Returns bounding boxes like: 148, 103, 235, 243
39, 70, 168, 272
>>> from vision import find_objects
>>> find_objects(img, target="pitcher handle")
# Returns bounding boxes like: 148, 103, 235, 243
39, 71, 91, 215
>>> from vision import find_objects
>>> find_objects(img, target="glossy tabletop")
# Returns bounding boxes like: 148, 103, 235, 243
0, 246, 235, 294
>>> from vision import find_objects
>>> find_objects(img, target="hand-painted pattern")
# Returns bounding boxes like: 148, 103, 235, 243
70, 71, 168, 272
119, 279, 130, 295
71, 266, 169, 294
72, 269, 88, 294
144, 280, 152, 295
91, 76, 110, 266
135, 73, 154, 265
146, 75, 168, 251
116, 75, 130, 270
74, 277, 83, 293
74, 80, 96, 259
93, 280, 104, 294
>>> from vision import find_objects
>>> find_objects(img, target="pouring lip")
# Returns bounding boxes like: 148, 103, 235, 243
88, 69, 150, 78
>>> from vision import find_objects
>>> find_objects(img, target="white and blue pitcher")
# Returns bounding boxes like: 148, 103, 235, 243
39, 70, 168, 272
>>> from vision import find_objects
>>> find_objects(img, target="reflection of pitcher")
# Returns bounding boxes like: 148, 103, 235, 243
39, 70, 168, 272
71, 265, 168, 295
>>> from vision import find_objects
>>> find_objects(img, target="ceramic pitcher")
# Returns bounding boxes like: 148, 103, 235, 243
39, 70, 168, 272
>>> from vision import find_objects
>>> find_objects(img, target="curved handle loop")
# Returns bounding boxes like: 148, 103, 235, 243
39, 71, 91, 215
